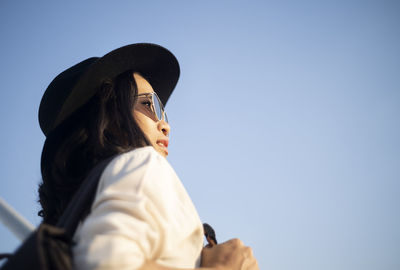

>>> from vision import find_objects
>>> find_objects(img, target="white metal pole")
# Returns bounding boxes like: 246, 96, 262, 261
0, 197, 35, 241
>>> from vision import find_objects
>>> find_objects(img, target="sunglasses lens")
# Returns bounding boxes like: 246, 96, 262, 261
164, 112, 168, 123
153, 93, 167, 123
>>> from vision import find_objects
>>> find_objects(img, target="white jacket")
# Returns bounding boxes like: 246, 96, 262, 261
73, 146, 204, 269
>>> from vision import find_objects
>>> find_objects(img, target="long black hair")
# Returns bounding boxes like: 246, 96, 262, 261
38, 71, 150, 225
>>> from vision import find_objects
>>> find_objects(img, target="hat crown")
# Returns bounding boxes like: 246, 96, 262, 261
39, 57, 99, 136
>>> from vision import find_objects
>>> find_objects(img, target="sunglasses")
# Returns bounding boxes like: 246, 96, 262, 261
135, 92, 168, 123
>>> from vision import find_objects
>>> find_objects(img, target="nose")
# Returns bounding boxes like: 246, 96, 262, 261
157, 120, 170, 137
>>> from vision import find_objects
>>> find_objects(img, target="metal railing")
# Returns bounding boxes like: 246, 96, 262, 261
0, 197, 35, 241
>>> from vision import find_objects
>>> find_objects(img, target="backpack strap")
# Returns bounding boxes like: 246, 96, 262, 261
56, 155, 116, 238
203, 223, 218, 247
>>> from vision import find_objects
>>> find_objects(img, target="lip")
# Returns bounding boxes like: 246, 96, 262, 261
156, 139, 169, 155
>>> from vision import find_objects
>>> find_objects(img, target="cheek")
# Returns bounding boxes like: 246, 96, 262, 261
133, 111, 146, 131
133, 110, 156, 139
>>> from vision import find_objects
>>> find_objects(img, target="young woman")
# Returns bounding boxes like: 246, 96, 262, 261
38, 43, 259, 270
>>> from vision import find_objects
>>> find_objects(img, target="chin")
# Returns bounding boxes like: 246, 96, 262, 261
153, 145, 168, 157
158, 151, 168, 158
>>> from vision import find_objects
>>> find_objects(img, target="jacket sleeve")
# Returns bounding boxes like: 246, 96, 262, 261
72, 147, 179, 270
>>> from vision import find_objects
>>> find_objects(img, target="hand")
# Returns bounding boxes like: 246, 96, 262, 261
201, 238, 259, 270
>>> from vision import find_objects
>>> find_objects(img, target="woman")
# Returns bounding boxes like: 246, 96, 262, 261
38, 43, 259, 270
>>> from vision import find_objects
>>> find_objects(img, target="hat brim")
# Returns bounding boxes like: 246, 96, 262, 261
43, 43, 179, 135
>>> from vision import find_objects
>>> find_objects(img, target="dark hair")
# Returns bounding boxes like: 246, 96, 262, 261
38, 70, 150, 225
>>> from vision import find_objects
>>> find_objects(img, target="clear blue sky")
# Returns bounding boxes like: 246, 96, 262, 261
1, 1, 399, 269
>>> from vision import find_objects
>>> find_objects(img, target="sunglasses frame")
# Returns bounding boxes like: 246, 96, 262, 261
134, 92, 168, 123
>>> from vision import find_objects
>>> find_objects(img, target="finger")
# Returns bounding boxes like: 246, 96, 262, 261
244, 247, 253, 258
243, 257, 259, 270
228, 238, 244, 247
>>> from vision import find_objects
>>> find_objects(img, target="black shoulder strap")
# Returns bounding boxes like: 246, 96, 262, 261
56, 155, 116, 238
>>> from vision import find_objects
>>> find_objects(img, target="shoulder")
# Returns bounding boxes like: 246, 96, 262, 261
96, 146, 177, 197
105, 146, 167, 175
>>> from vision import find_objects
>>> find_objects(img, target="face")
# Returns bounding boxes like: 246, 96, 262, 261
132, 73, 170, 157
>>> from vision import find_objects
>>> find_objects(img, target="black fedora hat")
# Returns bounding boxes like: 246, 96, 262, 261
39, 43, 180, 136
